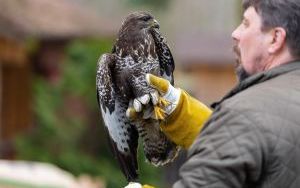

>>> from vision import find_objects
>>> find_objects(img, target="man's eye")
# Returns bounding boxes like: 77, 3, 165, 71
242, 19, 249, 27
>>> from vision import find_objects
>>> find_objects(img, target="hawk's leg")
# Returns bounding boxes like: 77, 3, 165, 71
127, 74, 170, 120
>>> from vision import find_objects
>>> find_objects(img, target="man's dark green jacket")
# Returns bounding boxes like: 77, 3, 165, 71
174, 61, 300, 188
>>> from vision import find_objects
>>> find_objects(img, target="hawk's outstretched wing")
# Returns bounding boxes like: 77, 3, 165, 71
96, 54, 139, 182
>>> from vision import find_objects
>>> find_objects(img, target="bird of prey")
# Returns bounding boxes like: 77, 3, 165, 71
96, 12, 179, 182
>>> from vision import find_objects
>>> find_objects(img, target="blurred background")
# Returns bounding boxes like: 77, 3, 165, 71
0, 0, 242, 187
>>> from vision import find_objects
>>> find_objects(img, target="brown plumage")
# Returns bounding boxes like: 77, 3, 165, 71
96, 11, 179, 182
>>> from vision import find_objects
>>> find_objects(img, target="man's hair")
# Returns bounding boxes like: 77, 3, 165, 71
243, 0, 300, 58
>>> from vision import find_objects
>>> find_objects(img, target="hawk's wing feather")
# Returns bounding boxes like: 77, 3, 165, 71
96, 54, 139, 182
151, 29, 175, 85
96, 54, 116, 113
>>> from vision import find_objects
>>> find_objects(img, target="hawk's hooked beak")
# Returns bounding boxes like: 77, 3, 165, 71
151, 19, 160, 29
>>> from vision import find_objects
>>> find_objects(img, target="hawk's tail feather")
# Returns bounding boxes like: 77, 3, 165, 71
105, 126, 139, 182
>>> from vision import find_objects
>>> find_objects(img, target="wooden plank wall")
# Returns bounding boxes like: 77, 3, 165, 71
2, 64, 32, 139
0, 36, 31, 158
179, 64, 237, 105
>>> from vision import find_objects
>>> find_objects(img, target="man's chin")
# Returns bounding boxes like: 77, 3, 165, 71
235, 64, 250, 83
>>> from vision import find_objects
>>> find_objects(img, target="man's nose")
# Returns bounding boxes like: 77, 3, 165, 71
231, 25, 240, 41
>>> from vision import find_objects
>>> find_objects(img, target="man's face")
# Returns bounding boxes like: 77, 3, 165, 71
232, 7, 271, 77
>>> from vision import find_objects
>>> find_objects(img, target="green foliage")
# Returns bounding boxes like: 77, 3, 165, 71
15, 38, 163, 188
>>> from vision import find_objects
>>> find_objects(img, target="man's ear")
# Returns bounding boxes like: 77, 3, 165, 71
268, 27, 286, 54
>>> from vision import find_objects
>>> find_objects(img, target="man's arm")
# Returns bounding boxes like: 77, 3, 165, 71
174, 106, 265, 188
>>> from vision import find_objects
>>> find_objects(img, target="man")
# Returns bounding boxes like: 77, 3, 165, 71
127, 0, 300, 187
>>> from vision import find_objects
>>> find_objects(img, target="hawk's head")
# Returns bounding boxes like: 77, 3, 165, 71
115, 11, 161, 58
121, 11, 159, 33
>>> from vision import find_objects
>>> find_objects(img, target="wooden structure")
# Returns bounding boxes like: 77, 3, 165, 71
0, 0, 115, 158
174, 32, 238, 104
0, 37, 30, 158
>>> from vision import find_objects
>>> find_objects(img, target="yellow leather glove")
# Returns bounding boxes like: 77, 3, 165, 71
127, 74, 212, 149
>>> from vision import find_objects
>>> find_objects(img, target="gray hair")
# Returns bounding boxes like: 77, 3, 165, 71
243, 0, 300, 58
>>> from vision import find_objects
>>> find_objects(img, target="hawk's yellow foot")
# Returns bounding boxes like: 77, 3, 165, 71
152, 97, 171, 120
153, 105, 166, 120
158, 97, 170, 107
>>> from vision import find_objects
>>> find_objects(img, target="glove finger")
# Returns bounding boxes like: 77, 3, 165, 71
146, 74, 169, 95
137, 94, 150, 105
150, 91, 159, 105
133, 98, 142, 112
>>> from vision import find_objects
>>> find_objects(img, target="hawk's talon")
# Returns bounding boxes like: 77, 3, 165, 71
150, 91, 159, 105
138, 94, 150, 105
133, 99, 142, 112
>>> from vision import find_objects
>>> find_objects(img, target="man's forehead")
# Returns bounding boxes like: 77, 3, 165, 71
243, 6, 258, 19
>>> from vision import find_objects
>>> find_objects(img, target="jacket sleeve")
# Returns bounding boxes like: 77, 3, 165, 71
173, 105, 266, 188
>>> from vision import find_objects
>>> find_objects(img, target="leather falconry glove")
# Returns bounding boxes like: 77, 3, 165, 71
126, 74, 212, 149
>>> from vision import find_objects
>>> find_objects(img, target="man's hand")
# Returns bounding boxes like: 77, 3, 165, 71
126, 74, 213, 149
126, 74, 181, 120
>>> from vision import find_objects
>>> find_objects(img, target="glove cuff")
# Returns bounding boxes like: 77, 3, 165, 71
161, 90, 212, 149
163, 85, 181, 115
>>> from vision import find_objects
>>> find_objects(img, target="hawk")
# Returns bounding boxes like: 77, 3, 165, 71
96, 12, 179, 182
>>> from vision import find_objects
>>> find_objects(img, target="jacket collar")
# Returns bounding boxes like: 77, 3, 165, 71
211, 60, 300, 109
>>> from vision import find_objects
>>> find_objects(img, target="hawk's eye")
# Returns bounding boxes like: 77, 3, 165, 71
141, 15, 151, 22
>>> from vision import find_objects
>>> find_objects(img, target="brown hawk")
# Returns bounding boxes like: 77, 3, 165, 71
96, 11, 179, 182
